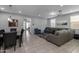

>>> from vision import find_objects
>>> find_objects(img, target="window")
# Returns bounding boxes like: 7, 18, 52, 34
50, 19, 56, 27
70, 15, 79, 29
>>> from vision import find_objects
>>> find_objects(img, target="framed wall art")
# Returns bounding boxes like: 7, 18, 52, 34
8, 18, 18, 27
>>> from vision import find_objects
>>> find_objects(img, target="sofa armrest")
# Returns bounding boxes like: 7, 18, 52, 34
46, 34, 59, 40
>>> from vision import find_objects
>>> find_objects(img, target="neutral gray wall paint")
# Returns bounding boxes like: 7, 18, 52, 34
47, 19, 51, 27
31, 18, 47, 34
55, 15, 70, 28
54, 12, 79, 34
47, 11, 79, 34
0, 12, 25, 32
0, 12, 48, 34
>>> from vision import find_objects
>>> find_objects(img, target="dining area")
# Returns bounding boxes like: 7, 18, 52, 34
0, 28, 24, 53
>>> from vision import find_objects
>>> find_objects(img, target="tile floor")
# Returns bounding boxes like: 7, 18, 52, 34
1, 31, 79, 53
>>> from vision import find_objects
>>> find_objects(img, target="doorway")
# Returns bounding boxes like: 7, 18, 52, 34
23, 18, 31, 39
23, 18, 31, 32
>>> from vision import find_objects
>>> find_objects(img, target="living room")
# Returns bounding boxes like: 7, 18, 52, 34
2, 0, 79, 59
0, 5, 79, 53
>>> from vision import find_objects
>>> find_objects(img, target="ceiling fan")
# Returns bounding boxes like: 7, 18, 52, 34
9, 5, 12, 7
56, 9, 63, 16
47, 9, 63, 19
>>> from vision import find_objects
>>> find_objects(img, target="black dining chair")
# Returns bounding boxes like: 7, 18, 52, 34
3, 32, 17, 53
0, 37, 3, 50
10, 28, 17, 32
0, 29, 5, 50
17, 29, 24, 47
0, 29, 5, 33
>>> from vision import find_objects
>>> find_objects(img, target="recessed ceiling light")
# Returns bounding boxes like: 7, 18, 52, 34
60, 5, 64, 7
49, 12, 56, 15
0, 8, 5, 10
38, 14, 40, 16
18, 11, 22, 13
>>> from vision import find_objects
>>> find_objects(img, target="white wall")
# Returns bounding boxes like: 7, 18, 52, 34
50, 19, 56, 27
0, 12, 25, 32
55, 15, 70, 28
0, 12, 48, 33
54, 12, 79, 34
31, 18, 47, 34
55, 12, 79, 28
47, 19, 50, 27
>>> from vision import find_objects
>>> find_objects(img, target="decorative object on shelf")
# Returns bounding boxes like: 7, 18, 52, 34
8, 16, 18, 27
57, 21, 67, 25
62, 22, 67, 25
32, 24, 34, 26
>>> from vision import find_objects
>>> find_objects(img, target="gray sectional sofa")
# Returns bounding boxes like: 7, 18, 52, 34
46, 30, 74, 46
36, 27, 74, 46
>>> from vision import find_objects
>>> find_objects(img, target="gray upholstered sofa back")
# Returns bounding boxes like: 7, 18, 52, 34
46, 29, 74, 46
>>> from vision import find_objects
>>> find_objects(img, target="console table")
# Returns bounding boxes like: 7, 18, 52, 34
74, 34, 79, 39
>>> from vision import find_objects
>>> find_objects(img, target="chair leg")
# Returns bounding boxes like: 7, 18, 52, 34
0, 47, 1, 53
19, 44, 21, 47
0, 47, 1, 50
14, 46, 16, 51
20, 40, 23, 46
3, 47, 6, 53
19, 39, 22, 47
3, 50, 6, 53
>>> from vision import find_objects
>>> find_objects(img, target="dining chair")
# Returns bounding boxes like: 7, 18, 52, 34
3, 32, 17, 53
10, 28, 17, 32
17, 29, 24, 47
0, 29, 5, 50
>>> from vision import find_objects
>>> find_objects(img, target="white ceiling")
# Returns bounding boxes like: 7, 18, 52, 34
0, 5, 79, 18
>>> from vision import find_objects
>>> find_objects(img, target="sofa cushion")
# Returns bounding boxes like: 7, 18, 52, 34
44, 27, 56, 34
34, 28, 41, 34
46, 29, 74, 46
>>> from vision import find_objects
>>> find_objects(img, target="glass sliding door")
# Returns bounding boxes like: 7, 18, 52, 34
70, 15, 79, 29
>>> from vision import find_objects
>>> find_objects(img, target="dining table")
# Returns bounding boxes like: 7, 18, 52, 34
0, 31, 21, 39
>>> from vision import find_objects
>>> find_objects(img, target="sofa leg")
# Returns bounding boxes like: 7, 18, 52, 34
14, 46, 16, 51
3, 50, 6, 53
19, 44, 22, 47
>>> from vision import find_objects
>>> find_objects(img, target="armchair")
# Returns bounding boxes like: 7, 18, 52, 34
34, 28, 41, 34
